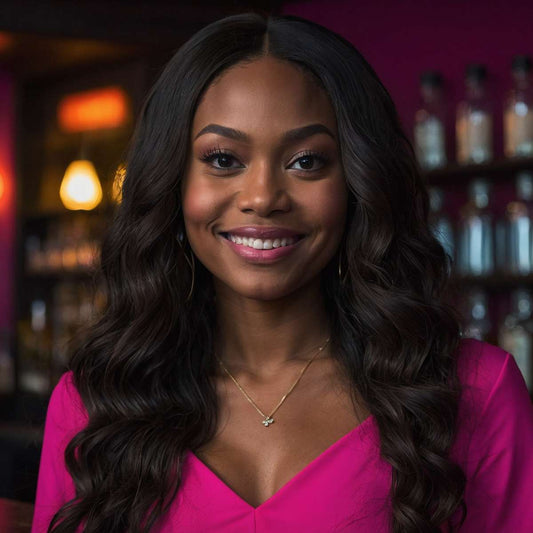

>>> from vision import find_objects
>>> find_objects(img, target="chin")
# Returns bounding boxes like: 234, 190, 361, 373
216, 278, 303, 302
238, 285, 293, 301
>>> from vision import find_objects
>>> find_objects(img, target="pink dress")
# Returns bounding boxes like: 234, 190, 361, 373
31, 338, 533, 532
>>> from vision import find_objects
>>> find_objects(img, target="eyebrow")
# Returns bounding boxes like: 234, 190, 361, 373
194, 123, 336, 143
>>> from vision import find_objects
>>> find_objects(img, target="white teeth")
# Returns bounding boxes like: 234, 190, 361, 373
227, 234, 297, 249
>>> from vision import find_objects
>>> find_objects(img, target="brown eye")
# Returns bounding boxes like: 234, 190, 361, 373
290, 152, 329, 172
200, 148, 243, 171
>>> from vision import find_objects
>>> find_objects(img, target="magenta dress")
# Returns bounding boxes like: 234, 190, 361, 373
31, 339, 533, 532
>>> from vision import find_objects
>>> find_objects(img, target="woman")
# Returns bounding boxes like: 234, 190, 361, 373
32, 12, 533, 533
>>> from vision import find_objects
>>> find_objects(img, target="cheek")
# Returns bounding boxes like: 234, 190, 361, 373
181, 179, 220, 234
315, 179, 348, 238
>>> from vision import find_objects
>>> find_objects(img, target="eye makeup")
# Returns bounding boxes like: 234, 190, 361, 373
199, 145, 331, 173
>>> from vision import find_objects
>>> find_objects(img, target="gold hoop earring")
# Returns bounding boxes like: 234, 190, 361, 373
184, 249, 195, 301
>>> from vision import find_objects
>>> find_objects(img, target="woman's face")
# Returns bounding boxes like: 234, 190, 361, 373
181, 56, 348, 301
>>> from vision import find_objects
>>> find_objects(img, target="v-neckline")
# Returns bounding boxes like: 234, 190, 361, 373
186, 414, 375, 511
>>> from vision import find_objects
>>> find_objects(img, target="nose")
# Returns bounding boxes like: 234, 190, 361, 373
236, 161, 291, 216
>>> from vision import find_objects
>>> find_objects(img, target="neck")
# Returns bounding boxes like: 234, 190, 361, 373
213, 278, 331, 379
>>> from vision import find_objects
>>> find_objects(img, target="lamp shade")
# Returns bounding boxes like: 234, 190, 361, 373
60, 160, 103, 210
58, 86, 130, 132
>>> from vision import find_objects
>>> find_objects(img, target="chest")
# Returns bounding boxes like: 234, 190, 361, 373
192, 359, 370, 509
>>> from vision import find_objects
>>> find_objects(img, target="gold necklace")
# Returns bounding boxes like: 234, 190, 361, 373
215, 337, 331, 428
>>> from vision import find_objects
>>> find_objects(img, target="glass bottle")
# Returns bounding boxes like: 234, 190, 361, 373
456, 64, 493, 165
428, 186, 455, 267
499, 288, 533, 392
504, 171, 533, 274
494, 215, 507, 275
461, 287, 491, 341
457, 178, 494, 276
17, 299, 52, 393
504, 55, 533, 158
414, 71, 447, 170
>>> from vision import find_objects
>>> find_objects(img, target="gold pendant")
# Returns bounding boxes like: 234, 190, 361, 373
262, 416, 274, 427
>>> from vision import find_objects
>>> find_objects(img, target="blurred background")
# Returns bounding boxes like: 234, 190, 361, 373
0, 0, 532, 526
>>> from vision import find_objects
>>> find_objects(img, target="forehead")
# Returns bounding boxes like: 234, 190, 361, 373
191, 56, 337, 138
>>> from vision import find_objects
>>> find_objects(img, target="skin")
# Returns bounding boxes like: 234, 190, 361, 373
182, 55, 348, 379
180, 56, 369, 507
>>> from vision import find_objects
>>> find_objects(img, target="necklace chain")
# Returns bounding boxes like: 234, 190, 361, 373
215, 337, 331, 427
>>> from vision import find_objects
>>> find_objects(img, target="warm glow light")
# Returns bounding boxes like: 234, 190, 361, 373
57, 87, 129, 132
0, 174, 4, 201
60, 160, 103, 210
112, 163, 126, 203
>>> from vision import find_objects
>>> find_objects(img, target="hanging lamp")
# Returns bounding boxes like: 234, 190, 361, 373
59, 159, 103, 210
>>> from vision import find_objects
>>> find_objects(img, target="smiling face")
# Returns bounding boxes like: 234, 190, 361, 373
181, 55, 348, 301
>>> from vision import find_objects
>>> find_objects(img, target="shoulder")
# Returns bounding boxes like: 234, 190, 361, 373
451, 337, 533, 451
448, 340, 533, 528
451, 337, 528, 440
453, 337, 514, 405
46, 371, 88, 434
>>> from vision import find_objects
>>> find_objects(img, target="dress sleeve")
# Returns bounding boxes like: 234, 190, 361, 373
461, 349, 533, 532
31, 372, 88, 533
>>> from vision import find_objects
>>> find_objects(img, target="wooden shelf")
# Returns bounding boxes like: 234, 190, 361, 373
451, 273, 533, 289
423, 156, 533, 184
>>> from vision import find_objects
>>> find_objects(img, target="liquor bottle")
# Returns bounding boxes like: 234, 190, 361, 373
457, 178, 494, 275
456, 64, 493, 165
499, 288, 533, 392
461, 287, 491, 341
17, 299, 52, 393
503, 171, 533, 274
25, 235, 43, 273
504, 55, 533, 158
414, 71, 447, 170
428, 186, 454, 267
51, 282, 80, 376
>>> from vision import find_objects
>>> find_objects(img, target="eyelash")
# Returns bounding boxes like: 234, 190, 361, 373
199, 146, 330, 173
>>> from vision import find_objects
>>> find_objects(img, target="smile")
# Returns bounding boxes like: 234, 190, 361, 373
223, 233, 302, 249
220, 233, 305, 263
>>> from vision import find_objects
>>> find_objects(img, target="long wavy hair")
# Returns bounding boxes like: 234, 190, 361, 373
49, 12, 467, 533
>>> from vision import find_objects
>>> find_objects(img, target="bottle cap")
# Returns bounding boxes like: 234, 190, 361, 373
465, 63, 487, 82
467, 287, 488, 318
512, 55, 532, 73
420, 70, 443, 88
511, 288, 532, 316
429, 187, 444, 212
469, 178, 490, 208
516, 171, 533, 200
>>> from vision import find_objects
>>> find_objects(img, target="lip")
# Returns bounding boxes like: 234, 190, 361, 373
221, 233, 304, 263
220, 226, 305, 239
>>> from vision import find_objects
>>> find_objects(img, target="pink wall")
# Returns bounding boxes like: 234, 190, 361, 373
0, 70, 16, 332
281, 0, 533, 161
